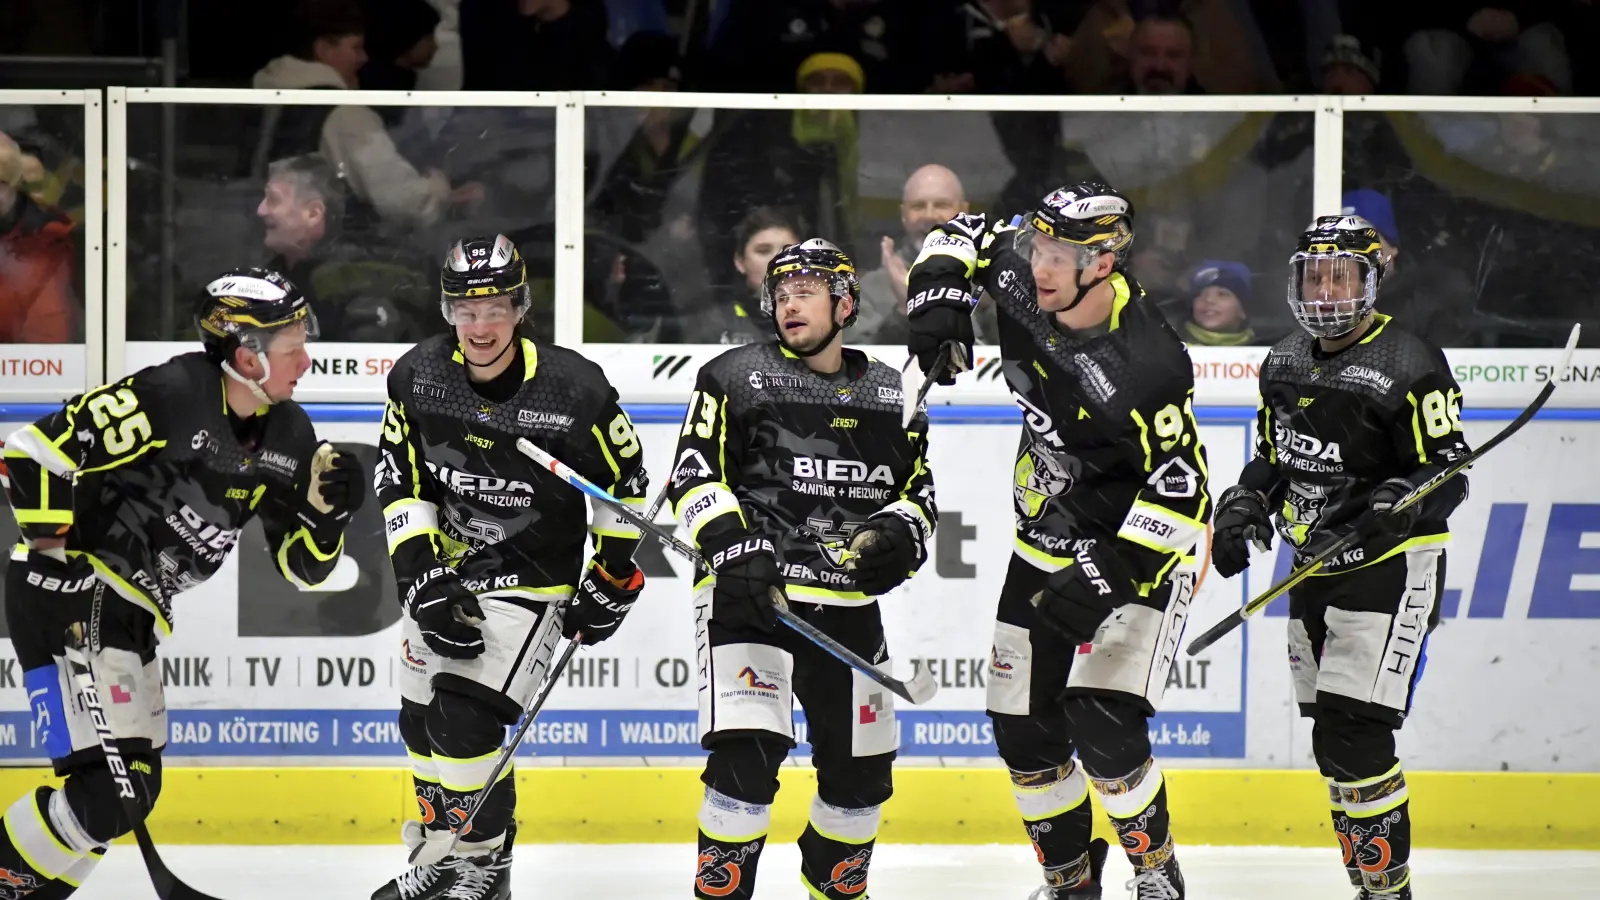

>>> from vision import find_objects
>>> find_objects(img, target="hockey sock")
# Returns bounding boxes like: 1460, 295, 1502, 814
408, 748, 450, 837
1007, 762, 1095, 890
432, 752, 515, 848
27, 846, 106, 899
798, 796, 880, 899
1336, 764, 1412, 894
0, 787, 97, 893
1089, 757, 1176, 873
1328, 778, 1363, 888
695, 787, 771, 900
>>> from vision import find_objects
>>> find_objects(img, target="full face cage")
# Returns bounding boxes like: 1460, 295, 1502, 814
1286, 250, 1380, 338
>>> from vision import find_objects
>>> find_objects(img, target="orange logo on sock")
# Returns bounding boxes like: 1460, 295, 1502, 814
820, 848, 872, 895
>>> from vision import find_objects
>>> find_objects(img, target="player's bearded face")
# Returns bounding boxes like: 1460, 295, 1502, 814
774, 275, 844, 352
452, 295, 519, 365
256, 323, 313, 402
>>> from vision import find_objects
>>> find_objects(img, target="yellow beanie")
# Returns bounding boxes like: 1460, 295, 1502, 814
796, 52, 865, 92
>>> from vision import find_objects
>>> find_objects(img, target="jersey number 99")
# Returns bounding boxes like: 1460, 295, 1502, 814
87, 388, 152, 456
608, 413, 641, 458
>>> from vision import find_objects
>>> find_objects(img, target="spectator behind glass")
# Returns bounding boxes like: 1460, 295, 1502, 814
695, 51, 865, 324
259, 154, 432, 342
1173, 260, 1254, 346
0, 131, 77, 343
858, 165, 969, 344
359, 0, 441, 92
1321, 32, 1382, 94
699, 0, 919, 93
1123, 11, 1202, 93
678, 207, 804, 344
1341, 188, 1471, 346
1403, 5, 1573, 95
251, 0, 482, 232
458, 0, 613, 90
919, 0, 1080, 94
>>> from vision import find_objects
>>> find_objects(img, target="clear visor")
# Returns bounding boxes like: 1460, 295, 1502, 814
1013, 223, 1098, 271
761, 270, 844, 317
1287, 253, 1377, 338
237, 310, 319, 354
441, 291, 524, 326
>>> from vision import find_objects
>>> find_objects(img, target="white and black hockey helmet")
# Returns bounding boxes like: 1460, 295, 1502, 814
1288, 215, 1388, 338
759, 238, 860, 327
1015, 181, 1135, 311
195, 267, 319, 405
439, 234, 532, 325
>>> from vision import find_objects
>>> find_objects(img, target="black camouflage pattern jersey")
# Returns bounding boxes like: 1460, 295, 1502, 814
966, 217, 1211, 593
376, 336, 646, 598
667, 341, 936, 604
2, 353, 341, 635
1244, 313, 1470, 574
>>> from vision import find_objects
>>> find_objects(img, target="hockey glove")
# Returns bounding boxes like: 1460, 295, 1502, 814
407, 567, 486, 659
1032, 541, 1136, 644
1368, 476, 1419, 538
703, 530, 785, 634
1212, 485, 1274, 578
905, 215, 984, 385
564, 561, 644, 645
303, 442, 366, 524
845, 512, 925, 595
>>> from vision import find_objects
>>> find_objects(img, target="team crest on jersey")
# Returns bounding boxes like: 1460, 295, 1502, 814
804, 516, 864, 569
1014, 446, 1076, 520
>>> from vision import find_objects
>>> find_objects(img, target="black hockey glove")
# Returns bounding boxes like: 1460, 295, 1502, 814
1032, 541, 1136, 644
1212, 485, 1275, 578
24, 549, 98, 628
905, 215, 984, 385
564, 560, 644, 645
1368, 476, 1419, 538
302, 443, 367, 526
407, 567, 486, 659
845, 512, 925, 596
703, 530, 784, 634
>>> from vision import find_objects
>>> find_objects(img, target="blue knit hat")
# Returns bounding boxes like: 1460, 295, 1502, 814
1186, 260, 1252, 308
1341, 188, 1398, 245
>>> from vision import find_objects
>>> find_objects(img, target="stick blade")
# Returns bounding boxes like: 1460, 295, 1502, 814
899, 353, 928, 429
903, 666, 939, 705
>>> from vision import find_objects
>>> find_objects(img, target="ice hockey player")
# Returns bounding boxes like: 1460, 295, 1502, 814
903, 182, 1211, 899
1210, 216, 1470, 900
0, 268, 362, 899
670, 239, 936, 900
371, 235, 649, 900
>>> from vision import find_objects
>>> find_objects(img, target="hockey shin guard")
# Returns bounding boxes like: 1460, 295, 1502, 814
696, 787, 772, 900
1329, 779, 1363, 888
0, 787, 98, 895
1090, 758, 1177, 873
1336, 765, 1412, 894
1008, 762, 1095, 891
26, 846, 105, 899
400, 703, 450, 837
798, 796, 880, 899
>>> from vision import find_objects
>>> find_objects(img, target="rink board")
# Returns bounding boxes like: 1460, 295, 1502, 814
0, 767, 1595, 850
4, 401, 1600, 845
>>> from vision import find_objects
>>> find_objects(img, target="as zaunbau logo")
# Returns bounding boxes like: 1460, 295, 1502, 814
736, 667, 778, 692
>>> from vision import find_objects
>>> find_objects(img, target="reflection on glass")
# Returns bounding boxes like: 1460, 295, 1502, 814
0, 105, 86, 344
124, 103, 556, 342
582, 108, 1314, 347
1343, 111, 1600, 348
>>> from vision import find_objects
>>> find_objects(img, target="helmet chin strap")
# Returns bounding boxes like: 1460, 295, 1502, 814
1058, 265, 1110, 313
775, 298, 843, 358
222, 355, 276, 408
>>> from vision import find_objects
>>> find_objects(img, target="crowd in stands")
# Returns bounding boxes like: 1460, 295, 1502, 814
2, 0, 1598, 348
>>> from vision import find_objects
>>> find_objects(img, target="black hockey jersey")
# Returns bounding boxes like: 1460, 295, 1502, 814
1240, 313, 1470, 574
966, 217, 1211, 593
376, 336, 646, 598
667, 341, 935, 603
2, 353, 342, 635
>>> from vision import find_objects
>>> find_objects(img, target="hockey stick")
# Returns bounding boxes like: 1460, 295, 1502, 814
900, 341, 958, 428
1186, 323, 1581, 656
407, 481, 674, 867
516, 437, 938, 705
63, 588, 226, 900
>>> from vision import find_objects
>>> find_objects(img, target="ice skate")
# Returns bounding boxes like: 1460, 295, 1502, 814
1125, 855, 1183, 900
373, 823, 514, 900
1358, 888, 1412, 900
1028, 839, 1109, 899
